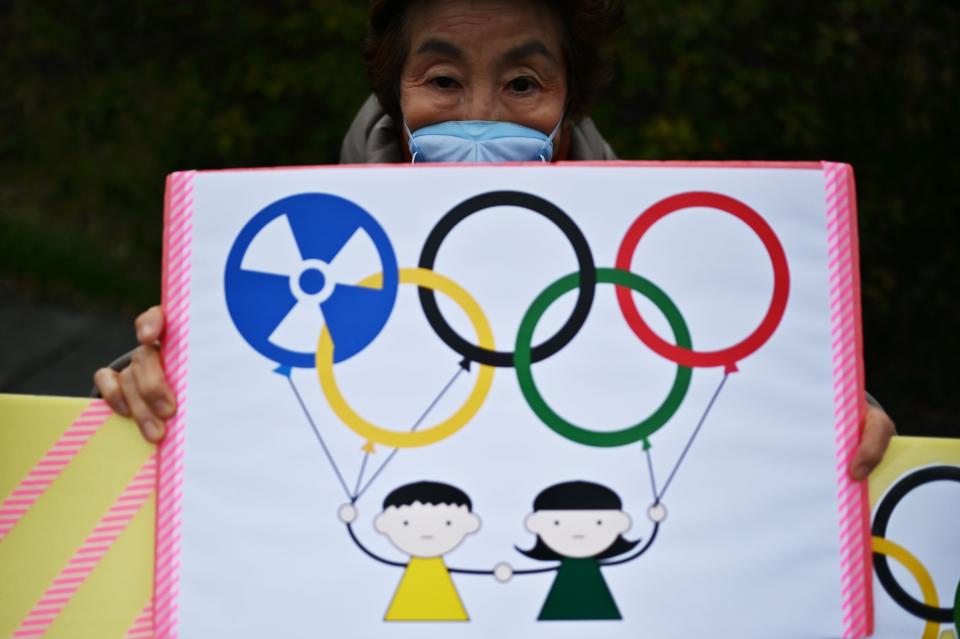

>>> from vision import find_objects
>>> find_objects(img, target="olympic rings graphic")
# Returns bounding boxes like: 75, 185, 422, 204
515, 268, 693, 447
419, 191, 596, 368
872, 465, 960, 624
871, 537, 944, 639
316, 268, 495, 449
615, 192, 790, 371
223, 190, 791, 455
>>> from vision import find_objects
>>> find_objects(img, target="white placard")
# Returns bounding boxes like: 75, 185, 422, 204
158, 162, 869, 638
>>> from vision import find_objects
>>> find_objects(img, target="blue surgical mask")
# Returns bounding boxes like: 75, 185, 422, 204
405, 116, 563, 164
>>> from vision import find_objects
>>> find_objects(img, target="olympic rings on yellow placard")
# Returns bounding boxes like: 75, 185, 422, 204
872, 536, 941, 639
316, 267, 495, 449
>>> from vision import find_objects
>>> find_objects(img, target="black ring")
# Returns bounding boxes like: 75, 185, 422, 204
418, 191, 596, 367
872, 465, 960, 623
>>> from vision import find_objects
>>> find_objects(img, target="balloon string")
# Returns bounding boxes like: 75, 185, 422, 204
287, 375, 352, 500
352, 452, 371, 498
658, 372, 730, 501
643, 444, 659, 504
353, 359, 469, 502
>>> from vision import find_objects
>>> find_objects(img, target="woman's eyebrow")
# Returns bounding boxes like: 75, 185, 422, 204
500, 40, 558, 65
414, 38, 464, 60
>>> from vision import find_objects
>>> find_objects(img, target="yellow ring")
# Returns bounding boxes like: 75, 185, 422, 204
872, 536, 941, 639
317, 267, 495, 449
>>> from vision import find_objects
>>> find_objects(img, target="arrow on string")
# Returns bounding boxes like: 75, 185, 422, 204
657, 371, 731, 502
276, 365, 353, 500
351, 357, 472, 502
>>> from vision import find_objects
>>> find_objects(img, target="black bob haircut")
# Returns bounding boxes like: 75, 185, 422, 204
383, 481, 473, 511
518, 480, 639, 561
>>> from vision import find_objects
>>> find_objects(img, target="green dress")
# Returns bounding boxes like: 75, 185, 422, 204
537, 557, 621, 621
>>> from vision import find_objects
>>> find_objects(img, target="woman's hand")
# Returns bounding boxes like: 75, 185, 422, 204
848, 403, 896, 481
94, 306, 176, 443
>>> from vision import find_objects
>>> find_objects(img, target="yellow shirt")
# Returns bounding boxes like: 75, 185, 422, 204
384, 557, 468, 621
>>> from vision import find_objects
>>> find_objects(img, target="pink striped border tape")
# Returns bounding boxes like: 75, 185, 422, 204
125, 600, 153, 638
154, 170, 195, 639
0, 400, 112, 541
12, 454, 157, 638
822, 161, 872, 638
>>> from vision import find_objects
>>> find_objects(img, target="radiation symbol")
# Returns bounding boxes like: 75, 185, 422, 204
225, 193, 399, 368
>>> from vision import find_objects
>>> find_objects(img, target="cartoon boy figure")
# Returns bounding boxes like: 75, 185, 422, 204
338, 481, 482, 621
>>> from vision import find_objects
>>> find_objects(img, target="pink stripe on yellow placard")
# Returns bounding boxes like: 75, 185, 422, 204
125, 600, 153, 638
822, 161, 872, 638
154, 170, 195, 639
0, 400, 112, 541
12, 454, 157, 638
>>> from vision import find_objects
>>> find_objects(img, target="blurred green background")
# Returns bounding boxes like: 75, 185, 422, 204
1, 1, 956, 435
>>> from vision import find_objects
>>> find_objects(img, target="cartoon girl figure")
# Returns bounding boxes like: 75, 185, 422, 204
510, 480, 662, 621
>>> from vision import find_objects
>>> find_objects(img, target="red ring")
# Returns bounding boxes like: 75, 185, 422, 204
615, 192, 790, 371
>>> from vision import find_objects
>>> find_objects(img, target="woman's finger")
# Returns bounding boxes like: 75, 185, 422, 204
848, 404, 896, 481
93, 367, 130, 416
135, 305, 165, 346
131, 345, 176, 419
119, 364, 165, 443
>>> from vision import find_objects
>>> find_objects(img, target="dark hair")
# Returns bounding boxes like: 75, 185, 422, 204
533, 479, 623, 510
363, 0, 624, 122
383, 480, 472, 510
517, 480, 639, 560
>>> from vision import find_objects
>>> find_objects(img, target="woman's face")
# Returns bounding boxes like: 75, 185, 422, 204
399, 0, 568, 135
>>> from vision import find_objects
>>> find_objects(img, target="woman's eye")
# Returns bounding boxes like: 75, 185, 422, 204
430, 76, 460, 90
508, 77, 537, 93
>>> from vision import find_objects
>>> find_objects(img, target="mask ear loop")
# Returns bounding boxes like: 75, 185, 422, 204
403, 120, 419, 164
538, 111, 566, 162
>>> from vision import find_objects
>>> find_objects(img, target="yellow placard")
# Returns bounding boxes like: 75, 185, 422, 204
868, 436, 960, 639
0, 394, 155, 639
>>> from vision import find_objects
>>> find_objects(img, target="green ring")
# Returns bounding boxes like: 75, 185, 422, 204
953, 577, 959, 629
514, 267, 693, 447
